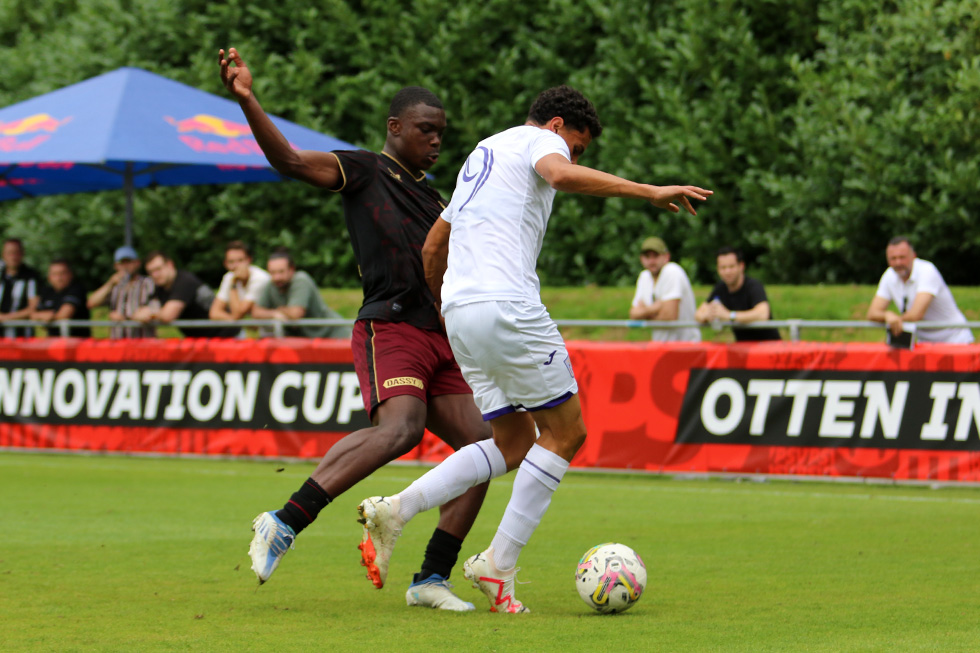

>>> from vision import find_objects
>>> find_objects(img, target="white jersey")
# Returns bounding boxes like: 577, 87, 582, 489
874, 258, 973, 344
440, 125, 569, 310
632, 262, 701, 342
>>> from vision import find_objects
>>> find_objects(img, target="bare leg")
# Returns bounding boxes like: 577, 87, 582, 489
311, 395, 427, 498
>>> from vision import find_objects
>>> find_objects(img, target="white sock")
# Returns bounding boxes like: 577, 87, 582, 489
396, 439, 507, 523
490, 443, 569, 571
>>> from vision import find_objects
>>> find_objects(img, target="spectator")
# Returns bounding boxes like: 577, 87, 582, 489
0, 238, 41, 337
252, 249, 352, 339
629, 236, 700, 341
209, 240, 270, 325
87, 245, 156, 338
695, 246, 781, 341
31, 259, 91, 337
133, 251, 239, 338
866, 236, 973, 344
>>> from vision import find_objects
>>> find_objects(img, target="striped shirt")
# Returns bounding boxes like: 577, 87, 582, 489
107, 274, 156, 338
0, 262, 40, 338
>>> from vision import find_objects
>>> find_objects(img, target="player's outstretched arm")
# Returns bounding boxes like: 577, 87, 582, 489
218, 47, 341, 189
534, 153, 712, 215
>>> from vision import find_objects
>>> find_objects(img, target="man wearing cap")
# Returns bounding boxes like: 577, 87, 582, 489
87, 245, 156, 338
629, 236, 700, 342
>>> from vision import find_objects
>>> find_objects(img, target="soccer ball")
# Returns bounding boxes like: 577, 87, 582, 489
575, 542, 647, 614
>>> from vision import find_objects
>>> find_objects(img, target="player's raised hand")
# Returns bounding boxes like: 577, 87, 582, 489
219, 47, 253, 100
649, 185, 713, 215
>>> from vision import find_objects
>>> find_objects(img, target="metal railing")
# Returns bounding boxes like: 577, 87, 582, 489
559, 319, 980, 342
2, 318, 979, 342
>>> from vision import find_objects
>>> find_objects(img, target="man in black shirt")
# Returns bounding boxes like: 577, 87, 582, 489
31, 259, 91, 338
695, 246, 781, 341
0, 238, 40, 338
220, 47, 490, 610
133, 252, 239, 338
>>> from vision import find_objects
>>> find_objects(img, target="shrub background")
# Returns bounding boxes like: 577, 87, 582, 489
1, 0, 977, 290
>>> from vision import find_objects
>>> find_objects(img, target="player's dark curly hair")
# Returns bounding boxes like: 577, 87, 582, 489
389, 86, 443, 118
527, 85, 603, 138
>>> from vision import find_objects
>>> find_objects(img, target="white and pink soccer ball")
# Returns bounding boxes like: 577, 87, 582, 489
575, 542, 647, 614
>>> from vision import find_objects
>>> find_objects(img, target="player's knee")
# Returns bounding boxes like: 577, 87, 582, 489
567, 427, 587, 455
376, 419, 425, 456
551, 424, 587, 461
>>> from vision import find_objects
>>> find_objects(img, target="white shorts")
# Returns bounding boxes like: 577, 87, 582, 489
444, 300, 578, 420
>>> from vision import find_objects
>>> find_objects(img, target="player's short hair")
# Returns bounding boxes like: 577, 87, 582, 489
389, 86, 443, 118
225, 240, 251, 258
888, 235, 914, 249
716, 246, 744, 263
2, 237, 24, 251
268, 247, 295, 268
49, 258, 72, 272
528, 85, 603, 138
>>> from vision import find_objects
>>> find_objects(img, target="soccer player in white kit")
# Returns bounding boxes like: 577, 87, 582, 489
358, 86, 711, 612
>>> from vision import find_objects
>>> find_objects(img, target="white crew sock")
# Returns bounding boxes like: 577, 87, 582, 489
396, 439, 507, 523
490, 443, 569, 571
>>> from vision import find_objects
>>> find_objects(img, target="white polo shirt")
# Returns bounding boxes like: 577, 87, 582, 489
216, 265, 271, 304
632, 262, 701, 342
874, 258, 973, 344
441, 125, 567, 310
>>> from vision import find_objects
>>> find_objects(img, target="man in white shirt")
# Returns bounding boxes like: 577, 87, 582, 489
209, 240, 271, 324
357, 85, 710, 613
866, 236, 973, 344
629, 236, 700, 342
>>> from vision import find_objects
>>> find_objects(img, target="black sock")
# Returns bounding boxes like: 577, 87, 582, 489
416, 528, 463, 582
276, 477, 331, 535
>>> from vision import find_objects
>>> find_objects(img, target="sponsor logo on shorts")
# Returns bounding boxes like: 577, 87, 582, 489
383, 376, 425, 390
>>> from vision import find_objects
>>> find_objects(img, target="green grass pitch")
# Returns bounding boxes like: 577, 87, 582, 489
1, 452, 978, 651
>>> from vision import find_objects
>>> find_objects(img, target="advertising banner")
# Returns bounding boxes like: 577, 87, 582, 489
1, 338, 978, 482
567, 341, 980, 482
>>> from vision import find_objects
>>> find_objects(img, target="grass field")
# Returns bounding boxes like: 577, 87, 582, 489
2, 452, 979, 652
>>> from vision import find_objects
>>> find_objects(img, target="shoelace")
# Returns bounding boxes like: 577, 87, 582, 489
264, 522, 295, 556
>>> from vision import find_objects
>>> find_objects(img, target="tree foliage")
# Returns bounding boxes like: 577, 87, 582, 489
0, 0, 976, 290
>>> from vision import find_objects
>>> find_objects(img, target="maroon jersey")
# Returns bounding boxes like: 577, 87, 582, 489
331, 150, 446, 330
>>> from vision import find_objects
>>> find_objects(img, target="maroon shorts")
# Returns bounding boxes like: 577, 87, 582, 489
352, 319, 472, 417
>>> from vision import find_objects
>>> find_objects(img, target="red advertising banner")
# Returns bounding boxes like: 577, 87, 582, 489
1, 338, 979, 482
568, 341, 980, 482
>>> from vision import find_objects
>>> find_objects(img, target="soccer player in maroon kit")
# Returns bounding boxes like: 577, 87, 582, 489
220, 47, 490, 611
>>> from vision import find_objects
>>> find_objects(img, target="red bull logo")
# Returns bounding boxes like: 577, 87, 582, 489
0, 113, 72, 152
165, 114, 252, 138
165, 113, 263, 156
165, 113, 298, 156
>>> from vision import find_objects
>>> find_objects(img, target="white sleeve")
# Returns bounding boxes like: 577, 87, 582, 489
914, 262, 942, 297
529, 130, 570, 168
655, 265, 685, 301
632, 271, 653, 306
874, 270, 894, 302
216, 272, 233, 302
242, 268, 270, 302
